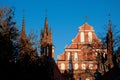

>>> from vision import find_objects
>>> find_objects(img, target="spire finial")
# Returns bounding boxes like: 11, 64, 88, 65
21, 9, 27, 40
108, 13, 112, 32
22, 9, 25, 29
44, 10, 48, 38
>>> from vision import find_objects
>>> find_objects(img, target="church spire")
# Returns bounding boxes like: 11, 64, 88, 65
106, 14, 114, 69
108, 14, 112, 32
40, 16, 54, 58
44, 17, 48, 38
21, 15, 27, 40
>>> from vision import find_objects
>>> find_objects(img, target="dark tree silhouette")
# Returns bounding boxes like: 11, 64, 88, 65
0, 6, 19, 65
0, 6, 20, 80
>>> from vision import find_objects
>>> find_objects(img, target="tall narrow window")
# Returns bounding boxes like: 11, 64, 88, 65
81, 32, 84, 42
68, 63, 72, 70
61, 63, 65, 70
88, 32, 92, 42
68, 53, 72, 70
74, 52, 78, 61
68, 52, 70, 60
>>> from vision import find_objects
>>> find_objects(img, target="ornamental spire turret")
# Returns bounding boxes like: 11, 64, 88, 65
21, 16, 27, 40
43, 17, 48, 39
106, 14, 114, 69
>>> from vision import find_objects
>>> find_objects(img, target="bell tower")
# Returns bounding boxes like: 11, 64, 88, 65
40, 17, 54, 58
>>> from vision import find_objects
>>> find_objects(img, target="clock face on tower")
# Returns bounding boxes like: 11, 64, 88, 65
74, 63, 78, 70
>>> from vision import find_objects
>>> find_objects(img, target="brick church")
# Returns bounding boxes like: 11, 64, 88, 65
56, 22, 107, 80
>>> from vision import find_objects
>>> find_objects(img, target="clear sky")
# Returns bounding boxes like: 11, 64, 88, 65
1, 0, 120, 61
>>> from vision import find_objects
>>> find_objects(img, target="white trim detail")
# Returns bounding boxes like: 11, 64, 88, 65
79, 30, 94, 32
65, 49, 81, 51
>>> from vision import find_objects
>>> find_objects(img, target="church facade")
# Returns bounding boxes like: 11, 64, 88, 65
56, 22, 107, 80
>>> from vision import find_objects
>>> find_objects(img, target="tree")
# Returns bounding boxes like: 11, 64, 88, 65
0, 6, 19, 64
18, 16, 38, 66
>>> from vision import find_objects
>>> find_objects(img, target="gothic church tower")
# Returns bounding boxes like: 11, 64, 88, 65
40, 17, 54, 58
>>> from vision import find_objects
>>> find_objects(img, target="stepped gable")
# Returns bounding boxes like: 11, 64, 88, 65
70, 22, 101, 48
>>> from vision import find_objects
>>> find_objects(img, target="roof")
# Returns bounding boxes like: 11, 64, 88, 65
79, 22, 94, 31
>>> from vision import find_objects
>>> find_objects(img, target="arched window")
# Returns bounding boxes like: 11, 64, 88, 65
68, 52, 70, 60
81, 64, 86, 70
74, 52, 78, 61
74, 63, 79, 70
88, 32, 92, 42
61, 63, 65, 70
81, 32, 84, 42
89, 64, 93, 69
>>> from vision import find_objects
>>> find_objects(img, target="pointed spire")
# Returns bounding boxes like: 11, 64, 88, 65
106, 13, 114, 68
44, 17, 48, 37
21, 15, 27, 40
107, 13, 113, 49
44, 9, 48, 37
108, 21, 112, 34
108, 14, 112, 32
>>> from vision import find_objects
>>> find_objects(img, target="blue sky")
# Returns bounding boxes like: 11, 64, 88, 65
1, 0, 120, 61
